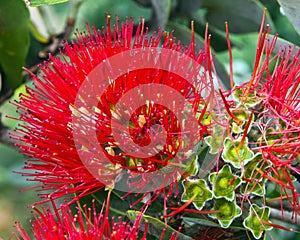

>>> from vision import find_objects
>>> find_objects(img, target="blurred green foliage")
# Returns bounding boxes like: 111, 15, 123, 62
0, 144, 41, 239
0, 0, 30, 98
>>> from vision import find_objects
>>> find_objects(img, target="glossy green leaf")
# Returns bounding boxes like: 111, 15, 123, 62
24, 0, 69, 6
228, 33, 300, 69
277, 0, 300, 36
167, 22, 230, 89
202, 0, 274, 33
0, 0, 30, 97
0, 82, 30, 129
126, 210, 193, 240
197, 145, 219, 177
190, 9, 230, 52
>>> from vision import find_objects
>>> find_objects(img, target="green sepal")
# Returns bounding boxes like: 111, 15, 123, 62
232, 108, 252, 122
241, 155, 269, 196
263, 128, 284, 146
196, 102, 212, 126
230, 107, 254, 134
232, 87, 262, 108
222, 136, 254, 168
181, 178, 213, 210
240, 181, 266, 197
183, 154, 200, 177
209, 164, 242, 201
209, 198, 242, 228
243, 204, 273, 239
232, 122, 243, 134
205, 125, 227, 154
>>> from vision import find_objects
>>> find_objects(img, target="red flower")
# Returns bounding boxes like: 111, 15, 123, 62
256, 42, 300, 218
11, 199, 179, 240
13, 15, 214, 204
231, 13, 300, 217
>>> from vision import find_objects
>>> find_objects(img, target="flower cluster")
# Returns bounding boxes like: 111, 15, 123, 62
170, 14, 300, 239
11, 12, 300, 240
12, 197, 179, 240
13, 14, 211, 203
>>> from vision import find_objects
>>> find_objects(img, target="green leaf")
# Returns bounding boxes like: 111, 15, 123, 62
0, 0, 30, 96
178, 0, 203, 16
182, 216, 222, 228
267, 34, 300, 57
74, 0, 151, 34
188, 8, 230, 52
29, 21, 49, 44
80, 189, 137, 218
167, 22, 230, 89
126, 210, 193, 240
0, 82, 30, 129
133, 0, 152, 7
202, 0, 274, 34
150, 0, 171, 28
24, 0, 69, 7
277, 0, 300, 36
183, 154, 200, 177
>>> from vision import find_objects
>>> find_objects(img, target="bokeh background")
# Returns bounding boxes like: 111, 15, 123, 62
0, 0, 299, 239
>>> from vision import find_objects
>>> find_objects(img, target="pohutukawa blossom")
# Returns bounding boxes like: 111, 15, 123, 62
229, 12, 300, 218
11, 199, 179, 240
253, 43, 300, 219
13, 15, 215, 203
